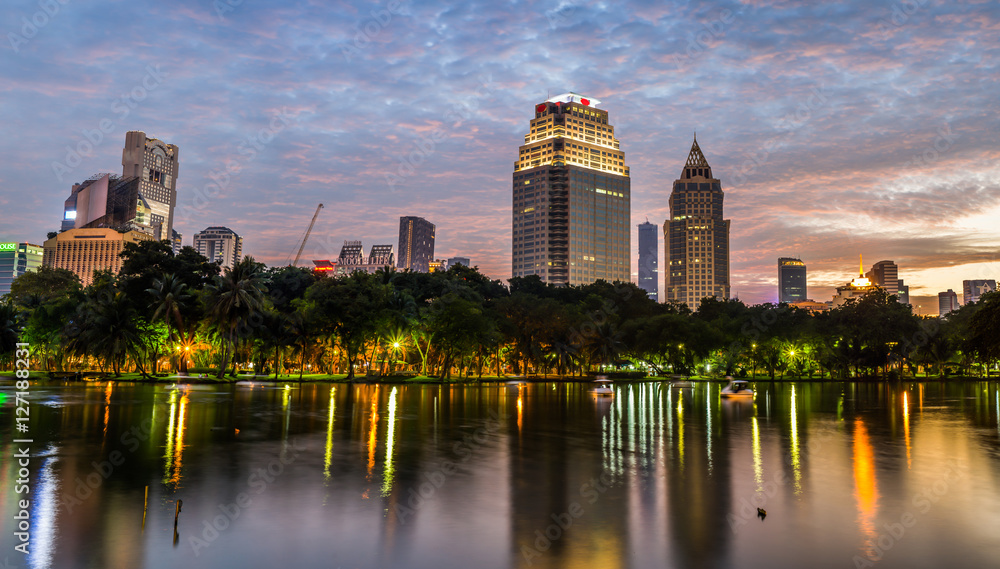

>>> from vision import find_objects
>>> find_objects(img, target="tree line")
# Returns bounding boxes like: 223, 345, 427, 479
1, 240, 998, 380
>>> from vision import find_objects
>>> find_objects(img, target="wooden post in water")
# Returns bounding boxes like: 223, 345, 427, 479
141, 485, 148, 531
173, 499, 183, 546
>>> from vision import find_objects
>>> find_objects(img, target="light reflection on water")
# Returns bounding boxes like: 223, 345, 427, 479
0, 381, 999, 568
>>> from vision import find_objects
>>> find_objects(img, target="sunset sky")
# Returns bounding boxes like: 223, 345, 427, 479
1, 0, 997, 311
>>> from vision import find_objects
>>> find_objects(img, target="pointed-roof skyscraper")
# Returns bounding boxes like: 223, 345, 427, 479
664, 136, 731, 308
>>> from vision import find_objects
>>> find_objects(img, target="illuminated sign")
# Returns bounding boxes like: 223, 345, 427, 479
545, 93, 601, 107
64, 210, 77, 220
0, 243, 16, 251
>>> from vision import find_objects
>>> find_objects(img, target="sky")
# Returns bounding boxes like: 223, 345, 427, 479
1, 0, 998, 311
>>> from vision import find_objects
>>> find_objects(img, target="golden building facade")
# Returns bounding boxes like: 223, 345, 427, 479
42, 228, 153, 286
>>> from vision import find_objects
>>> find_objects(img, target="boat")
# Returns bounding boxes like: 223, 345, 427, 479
591, 378, 614, 397
721, 379, 753, 398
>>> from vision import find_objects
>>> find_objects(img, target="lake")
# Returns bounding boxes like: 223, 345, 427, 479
2, 380, 999, 568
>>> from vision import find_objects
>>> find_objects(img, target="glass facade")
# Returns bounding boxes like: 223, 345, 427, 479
778, 257, 807, 303
0, 242, 43, 298
512, 94, 630, 286
637, 221, 658, 301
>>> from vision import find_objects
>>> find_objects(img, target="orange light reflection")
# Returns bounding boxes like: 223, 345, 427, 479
853, 419, 879, 557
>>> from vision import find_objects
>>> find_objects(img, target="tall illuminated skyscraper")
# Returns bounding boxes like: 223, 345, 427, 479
664, 136, 731, 308
397, 216, 435, 272
122, 131, 179, 242
511, 93, 630, 285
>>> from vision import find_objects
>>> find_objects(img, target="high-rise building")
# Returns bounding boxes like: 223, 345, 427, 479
336, 241, 394, 274
664, 136, 731, 308
963, 279, 996, 305
0, 242, 43, 297
447, 256, 470, 270
637, 221, 658, 301
777, 257, 806, 303
42, 228, 153, 286
193, 226, 243, 270
61, 173, 155, 236
511, 93, 630, 285
397, 216, 435, 272
171, 229, 183, 256
938, 289, 959, 316
897, 280, 910, 305
831, 261, 878, 308
121, 131, 179, 242
429, 259, 446, 272
866, 260, 899, 296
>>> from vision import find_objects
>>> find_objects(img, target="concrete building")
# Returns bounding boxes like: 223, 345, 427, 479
512, 93, 630, 285
938, 289, 959, 316
447, 257, 470, 270
665, 136, 731, 308
790, 300, 830, 313
637, 221, 658, 301
193, 226, 243, 270
61, 173, 156, 237
171, 229, 183, 256
121, 131, 179, 242
963, 279, 996, 305
0, 242, 44, 297
897, 280, 910, 305
397, 216, 435, 273
778, 257, 806, 303
336, 241, 394, 274
831, 260, 879, 308
429, 259, 446, 272
866, 260, 899, 297
42, 228, 153, 286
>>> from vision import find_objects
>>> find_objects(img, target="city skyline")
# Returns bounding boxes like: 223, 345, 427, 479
1, 0, 998, 308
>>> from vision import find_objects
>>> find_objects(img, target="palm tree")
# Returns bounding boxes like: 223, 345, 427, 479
203, 257, 268, 379
0, 301, 22, 369
148, 274, 194, 375
66, 288, 152, 377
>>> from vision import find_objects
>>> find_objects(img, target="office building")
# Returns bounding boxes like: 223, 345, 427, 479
397, 216, 435, 273
42, 228, 153, 286
193, 226, 243, 270
61, 173, 156, 236
447, 257, 470, 270
336, 241, 394, 274
121, 131, 179, 241
938, 289, 959, 316
637, 221, 658, 301
171, 229, 183, 256
664, 136, 731, 308
866, 260, 899, 297
0, 242, 44, 297
963, 279, 996, 305
512, 93, 630, 285
897, 280, 910, 305
429, 259, 446, 272
778, 258, 806, 303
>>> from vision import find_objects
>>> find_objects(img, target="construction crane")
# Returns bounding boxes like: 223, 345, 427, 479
292, 203, 324, 267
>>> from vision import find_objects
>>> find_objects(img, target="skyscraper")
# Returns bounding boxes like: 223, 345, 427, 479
778, 257, 806, 303
397, 216, 435, 272
866, 260, 899, 296
511, 93, 630, 285
938, 289, 959, 316
193, 226, 243, 270
0, 242, 43, 297
447, 256, 470, 270
60, 173, 154, 235
637, 221, 658, 301
963, 279, 996, 305
121, 131, 179, 242
664, 136, 731, 308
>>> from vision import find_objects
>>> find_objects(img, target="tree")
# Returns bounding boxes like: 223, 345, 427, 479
0, 301, 22, 369
8, 266, 81, 308
65, 279, 154, 377
203, 257, 268, 378
967, 291, 1000, 375
148, 274, 195, 375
